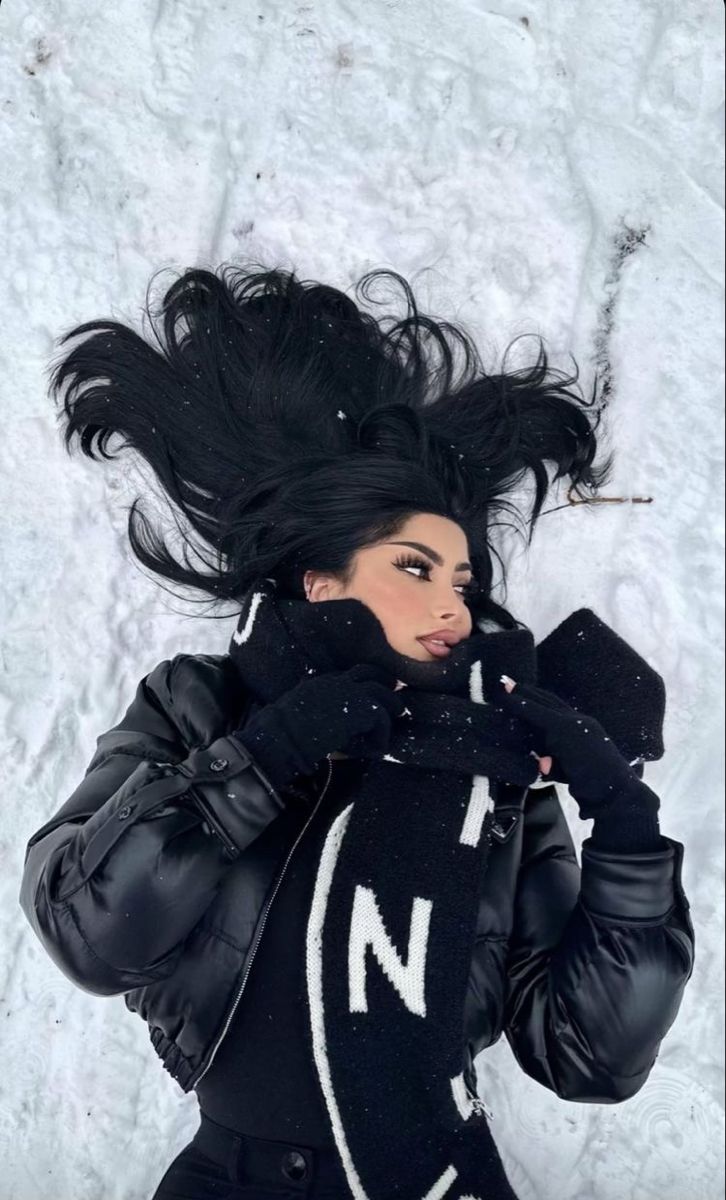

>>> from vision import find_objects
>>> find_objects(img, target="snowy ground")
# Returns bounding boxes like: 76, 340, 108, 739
1, 1, 724, 1198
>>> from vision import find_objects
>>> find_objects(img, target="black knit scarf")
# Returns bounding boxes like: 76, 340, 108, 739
227, 577, 665, 1200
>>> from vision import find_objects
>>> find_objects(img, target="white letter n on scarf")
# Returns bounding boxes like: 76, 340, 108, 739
348, 885, 432, 1017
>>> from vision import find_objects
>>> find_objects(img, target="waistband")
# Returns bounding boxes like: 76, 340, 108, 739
192, 1110, 347, 1192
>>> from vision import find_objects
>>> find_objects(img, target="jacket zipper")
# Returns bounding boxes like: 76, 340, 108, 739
190, 754, 335, 1088
465, 1078, 494, 1122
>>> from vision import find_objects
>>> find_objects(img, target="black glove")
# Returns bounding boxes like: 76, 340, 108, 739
496, 679, 664, 851
354, 689, 544, 788
232, 664, 406, 793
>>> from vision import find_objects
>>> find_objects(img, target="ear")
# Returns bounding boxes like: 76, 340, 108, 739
303, 570, 345, 603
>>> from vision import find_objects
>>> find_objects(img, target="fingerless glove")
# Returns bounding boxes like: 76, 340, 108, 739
231, 664, 405, 794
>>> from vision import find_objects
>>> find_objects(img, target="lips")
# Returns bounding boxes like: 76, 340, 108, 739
417, 635, 454, 658
418, 630, 461, 645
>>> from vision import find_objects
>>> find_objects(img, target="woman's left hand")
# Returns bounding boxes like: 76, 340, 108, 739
497, 675, 652, 820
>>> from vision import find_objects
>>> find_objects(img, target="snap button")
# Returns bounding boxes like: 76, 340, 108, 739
209, 758, 228, 772
280, 1149, 308, 1181
117, 804, 134, 820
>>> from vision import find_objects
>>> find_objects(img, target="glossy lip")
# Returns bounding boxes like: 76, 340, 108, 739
418, 629, 462, 645
417, 635, 453, 658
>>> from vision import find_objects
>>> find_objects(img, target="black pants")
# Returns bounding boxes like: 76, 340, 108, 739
150, 1110, 348, 1199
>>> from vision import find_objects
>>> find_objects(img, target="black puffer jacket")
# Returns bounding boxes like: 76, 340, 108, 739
19, 652, 695, 1106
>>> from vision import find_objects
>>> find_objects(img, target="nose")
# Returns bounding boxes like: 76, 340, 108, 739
431, 602, 466, 627
433, 603, 457, 619
429, 585, 472, 631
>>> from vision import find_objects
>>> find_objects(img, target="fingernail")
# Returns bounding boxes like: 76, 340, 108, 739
500, 674, 516, 692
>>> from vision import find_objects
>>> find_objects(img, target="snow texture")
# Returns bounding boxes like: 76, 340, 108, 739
1, 1, 724, 1198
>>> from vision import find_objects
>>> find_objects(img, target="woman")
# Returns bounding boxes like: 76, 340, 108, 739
19, 264, 694, 1199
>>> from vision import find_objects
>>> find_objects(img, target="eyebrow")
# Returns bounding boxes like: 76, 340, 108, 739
387, 541, 472, 572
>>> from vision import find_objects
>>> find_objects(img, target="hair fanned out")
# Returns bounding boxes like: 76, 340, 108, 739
49, 262, 614, 628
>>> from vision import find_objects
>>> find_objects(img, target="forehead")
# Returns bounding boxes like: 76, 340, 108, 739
390, 513, 469, 554
364, 514, 471, 571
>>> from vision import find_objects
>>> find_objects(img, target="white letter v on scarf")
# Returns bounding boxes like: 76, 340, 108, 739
348, 884, 432, 1017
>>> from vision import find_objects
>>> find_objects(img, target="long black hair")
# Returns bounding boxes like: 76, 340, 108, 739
48, 261, 614, 631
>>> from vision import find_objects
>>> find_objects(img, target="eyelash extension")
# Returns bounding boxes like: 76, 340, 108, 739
393, 554, 481, 599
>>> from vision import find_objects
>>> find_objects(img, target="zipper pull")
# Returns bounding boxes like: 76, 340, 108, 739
472, 1096, 494, 1121
465, 1080, 494, 1121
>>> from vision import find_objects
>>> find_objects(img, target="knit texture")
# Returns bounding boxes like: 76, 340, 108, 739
590, 762, 664, 852
533, 609, 665, 852
227, 578, 666, 1199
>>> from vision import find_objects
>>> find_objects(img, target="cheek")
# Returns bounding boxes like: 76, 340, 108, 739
366, 578, 420, 642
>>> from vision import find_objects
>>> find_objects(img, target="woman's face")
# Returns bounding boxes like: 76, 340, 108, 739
303, 512, 475, 662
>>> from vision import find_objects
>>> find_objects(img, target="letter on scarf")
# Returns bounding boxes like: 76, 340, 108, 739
348, 884, 432, 1017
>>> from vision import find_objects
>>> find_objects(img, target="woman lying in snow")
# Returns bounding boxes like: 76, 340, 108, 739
20, 264, 694, 1199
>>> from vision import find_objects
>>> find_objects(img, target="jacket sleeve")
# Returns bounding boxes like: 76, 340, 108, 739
502, 781, 695, 1103
18, 655, 290, 999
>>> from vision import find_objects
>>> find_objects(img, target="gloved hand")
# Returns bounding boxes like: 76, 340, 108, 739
495, 676, 661, 824
354, 688, 544, 789
232, 664, 406, 793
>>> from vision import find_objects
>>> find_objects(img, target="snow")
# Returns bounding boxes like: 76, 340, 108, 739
1, 0, 724, 1197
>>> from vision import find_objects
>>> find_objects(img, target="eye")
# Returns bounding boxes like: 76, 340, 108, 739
393, 554, 479, 599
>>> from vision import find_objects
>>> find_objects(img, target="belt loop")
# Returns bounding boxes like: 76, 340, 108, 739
225, 1133, 243, 1182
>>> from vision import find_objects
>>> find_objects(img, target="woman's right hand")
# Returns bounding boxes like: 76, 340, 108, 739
232, 664, 406, 792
